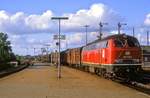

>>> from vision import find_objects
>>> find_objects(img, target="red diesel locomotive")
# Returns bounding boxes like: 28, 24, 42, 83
51, 34, 142, 79
81, 34, 142, 79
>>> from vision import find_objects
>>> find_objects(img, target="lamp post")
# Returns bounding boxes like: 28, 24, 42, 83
84, 25, 90, 45
99, 22, 108, 40
51, 17, 68, 78
147, 31, 149, 46
118, 22, 127, 34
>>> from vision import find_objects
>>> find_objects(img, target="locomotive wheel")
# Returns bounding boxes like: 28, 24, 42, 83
85, 66, 89, 72
101, 69, 107, 78
94, 68, 99, 75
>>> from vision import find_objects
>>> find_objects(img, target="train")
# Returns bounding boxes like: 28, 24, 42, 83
50, 34, 142, 80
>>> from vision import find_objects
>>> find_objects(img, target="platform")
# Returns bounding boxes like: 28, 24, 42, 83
0, 65, 149, 98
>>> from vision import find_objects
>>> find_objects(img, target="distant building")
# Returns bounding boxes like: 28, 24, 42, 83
141, 46, 150, 67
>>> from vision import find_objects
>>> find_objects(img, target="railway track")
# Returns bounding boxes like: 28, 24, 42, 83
104, 72, 150, 95
102, 72, 150, 95
120, 81, 150, 95
65, 65, 150, 95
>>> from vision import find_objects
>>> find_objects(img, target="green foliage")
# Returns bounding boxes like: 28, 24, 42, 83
0, 32, 16, 64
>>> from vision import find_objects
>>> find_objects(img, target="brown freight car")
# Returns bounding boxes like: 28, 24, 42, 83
66, 49, 71, 65
60, 50, 68, 65
66, 47, 82, 67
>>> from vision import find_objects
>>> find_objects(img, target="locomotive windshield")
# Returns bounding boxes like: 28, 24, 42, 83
114, 37, 140, 47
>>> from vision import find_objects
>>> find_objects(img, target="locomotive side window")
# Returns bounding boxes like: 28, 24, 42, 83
105, 41, 108, 48
96, 42, 101, 48
90, 44, 96, 50
102, 41, 108, 48
96, 40, 108, 48
82, 40, 109, 50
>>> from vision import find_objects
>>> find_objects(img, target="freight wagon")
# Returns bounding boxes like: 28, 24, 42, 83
67, 48, 82, 67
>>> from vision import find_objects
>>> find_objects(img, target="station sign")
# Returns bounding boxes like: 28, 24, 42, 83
53, 35, 66, 40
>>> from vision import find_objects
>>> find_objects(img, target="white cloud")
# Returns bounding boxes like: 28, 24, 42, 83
144, 13, 150, 26
27, 38, 36, 43
0, 10, 54, 34
67, 33, 84, 45
90, 32, 98, 36
0, 3, 125, 55
63, 3, 123, 32
67, 32, 99, 47
0, 3, 123, 35
25, 10, 53, 30
110, 30, 118, 34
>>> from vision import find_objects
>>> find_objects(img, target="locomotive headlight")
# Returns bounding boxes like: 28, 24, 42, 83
115, 59, 123, 63
125, 51, 130, 55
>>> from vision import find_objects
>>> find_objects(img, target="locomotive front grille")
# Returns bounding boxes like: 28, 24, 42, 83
115, 59, 140, 64
122, 60, 133, 64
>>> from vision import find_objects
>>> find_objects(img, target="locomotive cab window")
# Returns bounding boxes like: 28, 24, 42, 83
114, 37, 140, 47
127, 37, 140, 47
114, 38, 125, 47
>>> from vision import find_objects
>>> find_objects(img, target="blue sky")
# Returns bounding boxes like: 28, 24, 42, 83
0, 0, 150, 55
1, 0, 149, 24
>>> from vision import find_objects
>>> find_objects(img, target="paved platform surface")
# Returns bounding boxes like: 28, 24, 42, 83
0, 65, 149, 98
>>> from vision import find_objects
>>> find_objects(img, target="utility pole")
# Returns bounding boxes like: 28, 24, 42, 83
118, 22, 127, 34
33, 48, 36, 61
26, 48, 28, 56
133, 27, 135, 37
45, 44, 51, 62
147, 31, 149, 45
84, 25, 90, 45
40, 48, 44, 61
51, 17, 68, 79
98, 22, 108, 40
34, 48, 35, 56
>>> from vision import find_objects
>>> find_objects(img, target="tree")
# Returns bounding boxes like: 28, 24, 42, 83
0, 32, 13, 63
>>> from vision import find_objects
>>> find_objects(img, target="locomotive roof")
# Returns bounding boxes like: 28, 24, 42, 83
62, 34, 136, 51
86, 34, 135, 46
